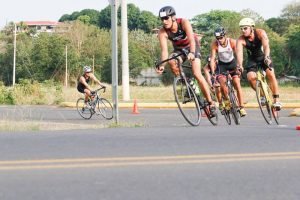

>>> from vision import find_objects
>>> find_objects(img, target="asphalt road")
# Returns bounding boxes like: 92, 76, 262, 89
0, 106, 299, 200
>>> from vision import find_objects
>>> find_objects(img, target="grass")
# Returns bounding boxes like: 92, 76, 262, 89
63, 84, 300, 104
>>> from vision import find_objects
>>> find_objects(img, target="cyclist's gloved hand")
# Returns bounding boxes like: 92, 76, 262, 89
155, 65, 165, 74
187, 52, 195, 61
264, 56, 272, 66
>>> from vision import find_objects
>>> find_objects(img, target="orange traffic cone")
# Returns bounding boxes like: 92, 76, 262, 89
132, 99, 140, 114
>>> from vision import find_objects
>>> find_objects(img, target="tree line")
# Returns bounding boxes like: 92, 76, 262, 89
0, 2, 299, 86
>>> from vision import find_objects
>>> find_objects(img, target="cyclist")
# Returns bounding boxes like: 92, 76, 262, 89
210, 27, 247, 117
236, 18, 282, 110
203, 56, 223, 110
155, 6, 216, 114
77, 66, 106, 107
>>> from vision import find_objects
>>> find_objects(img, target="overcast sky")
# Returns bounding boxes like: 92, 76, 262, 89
0, 0, 291, 28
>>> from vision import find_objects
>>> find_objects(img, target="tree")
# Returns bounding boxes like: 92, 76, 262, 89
77, 15, 91, 24
265, 18, 289, 35
281, 0, 300, 25
285, 24, 300, 75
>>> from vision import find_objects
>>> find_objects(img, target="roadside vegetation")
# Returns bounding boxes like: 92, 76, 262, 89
0, 2, 299, 105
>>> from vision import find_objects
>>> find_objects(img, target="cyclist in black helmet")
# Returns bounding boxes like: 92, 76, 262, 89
156, 6, 216, 114
210, 26, 247, 117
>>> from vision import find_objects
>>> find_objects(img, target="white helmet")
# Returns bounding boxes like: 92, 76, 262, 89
83, 66, 92, 73
239, 18, 255, 27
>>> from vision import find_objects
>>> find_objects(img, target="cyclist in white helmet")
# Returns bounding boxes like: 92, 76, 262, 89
77, 66, 106, 107
236, 18, 282, 110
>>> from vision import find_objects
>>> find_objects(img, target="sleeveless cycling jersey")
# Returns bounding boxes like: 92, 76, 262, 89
165, 18, 196, 50
217, 38, 234, 63
77, 75, 90, 93
244, 29, 264, 60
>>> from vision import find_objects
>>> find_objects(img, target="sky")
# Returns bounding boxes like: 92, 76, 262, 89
0, 0, 291, 28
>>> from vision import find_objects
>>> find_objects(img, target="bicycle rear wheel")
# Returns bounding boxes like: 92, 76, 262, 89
76, 98, 92, 119
229, 89, 240, 125
173, 77, 201, 126
96, 98, 113, 120
256, 80, 272, 124
223, 109, 231, 125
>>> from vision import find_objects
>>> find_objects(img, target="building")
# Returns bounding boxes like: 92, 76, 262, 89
16, 21, 64, 35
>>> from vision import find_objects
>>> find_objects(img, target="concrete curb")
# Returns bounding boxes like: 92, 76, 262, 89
60, 102, 300, 115
289, 108, 300, 117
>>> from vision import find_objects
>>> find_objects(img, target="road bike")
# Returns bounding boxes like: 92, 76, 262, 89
156, 49, 218, 126
254, 64, 280, 124
219, 70, 241, 125
76, 87, 113, 120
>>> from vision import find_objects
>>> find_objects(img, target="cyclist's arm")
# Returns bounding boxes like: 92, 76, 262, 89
182, 19, 196, 60
90, 73, 105, 87
236, 37, 245, 71
157, 28, 168, 73
257, 29, 270, 58
210, 41, 218, 74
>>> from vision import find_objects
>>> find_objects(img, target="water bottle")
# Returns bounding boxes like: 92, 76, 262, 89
193, 78, 201, 95
189, 78, 200, 95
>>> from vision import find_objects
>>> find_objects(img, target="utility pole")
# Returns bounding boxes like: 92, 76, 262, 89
121, 0, 130, 101
13, 23, 17, 86
109, 0, 120, 124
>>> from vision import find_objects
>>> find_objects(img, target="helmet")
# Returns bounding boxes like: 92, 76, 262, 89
239, 18, 255, 27
83, 66, 92, 73
214, 27, 226, 37
159, 6, 176, 18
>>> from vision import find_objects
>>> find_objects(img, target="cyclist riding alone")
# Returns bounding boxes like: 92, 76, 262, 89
155, 6, 216, 114
236, 18, 282, 110
77, 66, 106, 107
203, 55, 222, 110
210, 27, 247, 117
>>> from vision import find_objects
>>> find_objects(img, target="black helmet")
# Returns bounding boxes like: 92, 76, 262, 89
214, 27, 226, 37
159, 6, 176, 18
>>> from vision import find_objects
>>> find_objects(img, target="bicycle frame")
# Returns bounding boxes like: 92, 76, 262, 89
255, 64, 280, 125
256, 70, 272, 107
156, 48, 218, 126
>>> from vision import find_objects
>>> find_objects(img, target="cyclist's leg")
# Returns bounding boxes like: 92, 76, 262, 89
192, 58, 212, 103
203, 65, 213, 88
168, 51, 183, 76
246, 60, 258, 91
83, 88, 92, 106
264, 64, 281, 109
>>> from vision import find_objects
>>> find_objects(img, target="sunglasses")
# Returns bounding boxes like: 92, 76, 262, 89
240, 26, 249, 31
160, 16, 170, 21
216, 36, 224, 40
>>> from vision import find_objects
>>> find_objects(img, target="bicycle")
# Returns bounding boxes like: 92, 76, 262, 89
219, 70, 241, 125
155, 49, 218, 126
76, 87, 113, 120
254, 64, 280, 124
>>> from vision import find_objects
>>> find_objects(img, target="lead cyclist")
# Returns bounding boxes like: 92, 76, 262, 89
155, 6, 216, 115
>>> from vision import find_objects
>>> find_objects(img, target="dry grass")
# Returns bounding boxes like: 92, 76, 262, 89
62, 84, 300, 104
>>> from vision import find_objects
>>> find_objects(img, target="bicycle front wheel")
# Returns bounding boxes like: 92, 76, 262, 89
96, 98, 113, 120
173, 77, 201, 126
229, 89, 240, 125
256, 80, 272, 124
76, 98, 92, 119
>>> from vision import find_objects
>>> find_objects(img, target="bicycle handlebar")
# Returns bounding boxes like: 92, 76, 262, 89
94, 86, 106, 94
155, 48, 189, 69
